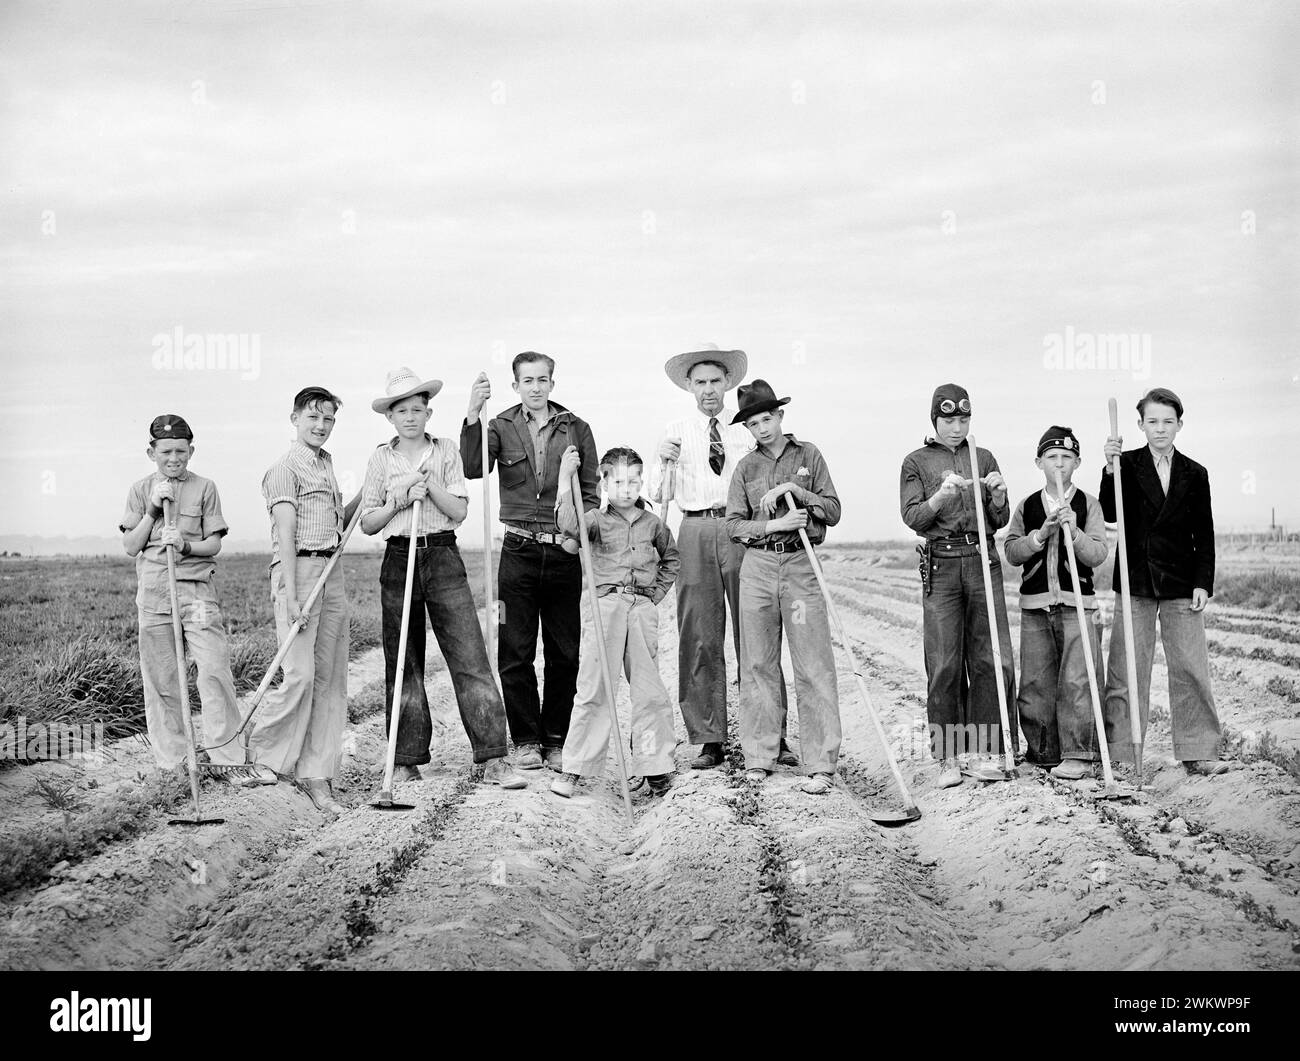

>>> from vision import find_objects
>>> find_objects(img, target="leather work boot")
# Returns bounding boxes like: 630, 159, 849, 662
691, 742, 725, 769
482, 757, 527, 789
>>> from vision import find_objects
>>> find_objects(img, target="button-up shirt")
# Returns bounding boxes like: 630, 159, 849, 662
556, 493, 680, 605
262, 441, 343, 565
1150, 445, 1175, 495
360, 434, 469, 540
1004, 485, 1109, 610
645, 406, 756, 511
120, 470, 228, 613
725, 434, 841, 547
899, 437, 1010, 539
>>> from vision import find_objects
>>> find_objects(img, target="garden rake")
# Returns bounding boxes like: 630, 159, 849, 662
783, 492, 921, 825
1053, 468, 1136, 802
966, 436, 1016, 781
161, 496, 225, 827
1109, 397, 1146, 784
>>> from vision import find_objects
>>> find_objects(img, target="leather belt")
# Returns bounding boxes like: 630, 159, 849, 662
296, 548, 336, 558
932, 532, 985, 547
682, 507, 728, 518
390, 531, 456, 549
504, 526, 566, 546
598, 584, 655, 599
751, 538, 805, 553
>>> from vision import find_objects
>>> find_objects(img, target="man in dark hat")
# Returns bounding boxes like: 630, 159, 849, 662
646, 345, 794, 770
725, 380, 842, 794
899, 384, 1018, 788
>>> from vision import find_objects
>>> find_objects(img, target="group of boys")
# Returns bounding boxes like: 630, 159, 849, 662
121, 360, 1228, 819
901, 383, 1229, 788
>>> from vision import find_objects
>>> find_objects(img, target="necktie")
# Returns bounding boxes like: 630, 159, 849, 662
708, 417, 724, 476
1156, 454, 1170, 496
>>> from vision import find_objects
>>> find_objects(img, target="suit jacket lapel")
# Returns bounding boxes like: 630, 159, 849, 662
1133, 448, 1166, 514
1160, 450, 1192, 520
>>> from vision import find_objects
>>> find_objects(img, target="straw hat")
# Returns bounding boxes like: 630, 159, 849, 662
663, 344, 747, 391
372, 367, 444, 413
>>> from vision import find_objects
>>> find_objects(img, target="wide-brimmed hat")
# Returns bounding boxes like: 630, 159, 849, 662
731, 379, 791, 424
663, 344, 747, 392
372, 367, 444, 413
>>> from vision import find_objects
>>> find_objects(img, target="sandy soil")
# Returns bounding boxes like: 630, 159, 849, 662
1, 549, 1297, 971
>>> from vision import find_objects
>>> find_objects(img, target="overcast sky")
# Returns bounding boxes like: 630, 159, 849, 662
2, 0, 1296, 548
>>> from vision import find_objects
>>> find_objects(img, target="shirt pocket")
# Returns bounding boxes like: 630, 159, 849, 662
177, 503, 204, 539
498, 451, 529, 489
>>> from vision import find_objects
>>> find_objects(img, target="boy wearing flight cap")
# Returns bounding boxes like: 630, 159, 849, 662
899, 384, 1017, 788
551, 444, 680, 798
250, 386, 359, 816
1100, 387, 1228, 776
725, 380, 843, 793
359, 368, 525, 791
1004, 427, 1109, 780
121, 415, 274, 782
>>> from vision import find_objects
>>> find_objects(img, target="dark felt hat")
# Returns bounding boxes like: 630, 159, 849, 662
731, 379, 791, 425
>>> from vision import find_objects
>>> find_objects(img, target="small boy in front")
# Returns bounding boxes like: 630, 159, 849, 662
724, 380, 843, 794
551, 444, 680, 798
1100, 387, 1228, 776
249, 386, 359, 816
1004, 427, 1109, 781
360, 367, 525, 791
121, 415, 274, 783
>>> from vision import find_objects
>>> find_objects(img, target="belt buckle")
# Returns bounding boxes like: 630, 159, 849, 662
773, 541, 786, 554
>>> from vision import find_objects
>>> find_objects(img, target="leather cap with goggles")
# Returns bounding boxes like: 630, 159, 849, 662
930, 384, 972, 422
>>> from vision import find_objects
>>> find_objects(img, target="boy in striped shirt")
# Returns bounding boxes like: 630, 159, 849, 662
250, 386, 359, 816
360, 368, 525, 791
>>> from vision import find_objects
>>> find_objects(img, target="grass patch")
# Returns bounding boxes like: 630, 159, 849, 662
1211, 569, 1300, 613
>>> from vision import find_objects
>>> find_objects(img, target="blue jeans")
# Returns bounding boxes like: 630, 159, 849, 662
381, 537, 508, 765
922, 545, 1018, 758
1016, 605, 1104, 764
496, 534, 582, 750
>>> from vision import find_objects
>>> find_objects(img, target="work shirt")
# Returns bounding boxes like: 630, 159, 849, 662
557, 492, 680, 604
1004, 485, 1109, 610
360, 435, 469, 539
645, 406, 756, 511
120, 470, 228, 613
261, 441, 344, 565
725, 434, 840, 547
899, 437, 1010, 539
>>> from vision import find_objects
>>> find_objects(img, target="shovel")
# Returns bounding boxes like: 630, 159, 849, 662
161, 496, 225, 827
1109, 398, 1146, 782
371, 496, 421, 812
783, 492, 921, 825
572, 471, 635, 827
1052, 469, 1135, 801
965, 436, 1016, 781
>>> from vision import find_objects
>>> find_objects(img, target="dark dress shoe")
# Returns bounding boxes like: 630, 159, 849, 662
690, 742, 724, 769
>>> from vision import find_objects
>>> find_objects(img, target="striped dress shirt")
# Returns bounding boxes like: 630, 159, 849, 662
645, 406, 756, 512
361, 435, 469, 539
262, 441, 343, 564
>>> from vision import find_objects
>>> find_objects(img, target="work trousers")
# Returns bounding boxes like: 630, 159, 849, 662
562, 591, 676, 778
246, 557, 349, 779
738, 548, 840, 774
1104, 595, 1220, 763
381, 537, 509, 766
1016, 604, 1104, 764
137, 580, 244, 769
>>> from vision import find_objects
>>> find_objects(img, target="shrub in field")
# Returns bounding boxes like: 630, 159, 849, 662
1212, 569, 1300, 613
29, 638, 146, 742
1265, 675, 1300, 704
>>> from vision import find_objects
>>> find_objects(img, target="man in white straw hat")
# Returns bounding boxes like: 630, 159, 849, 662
646, 344, 793, 770
359, 367, 526, 791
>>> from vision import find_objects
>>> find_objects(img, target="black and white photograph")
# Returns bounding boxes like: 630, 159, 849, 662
1, 0, 1296, 1030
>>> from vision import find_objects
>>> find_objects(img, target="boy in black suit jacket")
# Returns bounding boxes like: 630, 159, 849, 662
1100, 387, 1228, 776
